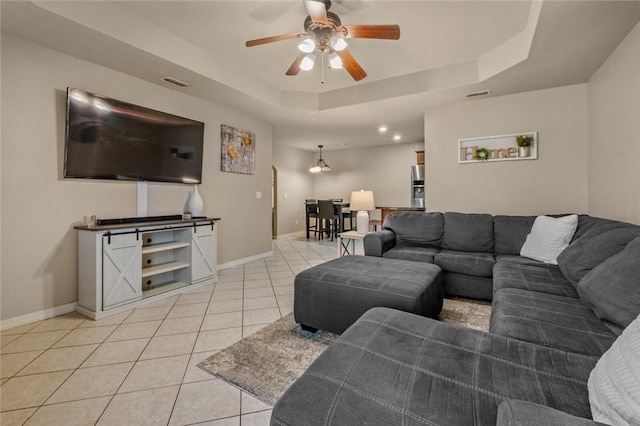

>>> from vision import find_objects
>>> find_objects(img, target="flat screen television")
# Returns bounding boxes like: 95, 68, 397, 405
64, 87, 204, 184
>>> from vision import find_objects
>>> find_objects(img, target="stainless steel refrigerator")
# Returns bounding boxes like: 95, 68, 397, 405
410, 165, 425, 208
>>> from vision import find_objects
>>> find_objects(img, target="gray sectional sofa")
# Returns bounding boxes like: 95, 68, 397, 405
271, 212, 640, 425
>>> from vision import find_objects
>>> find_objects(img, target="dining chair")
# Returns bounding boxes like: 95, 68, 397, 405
317, 199, 339, 241
344, 210, 356, 231
305, 199, 319, 238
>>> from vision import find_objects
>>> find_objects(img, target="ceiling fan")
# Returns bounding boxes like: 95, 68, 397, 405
245, 0, 400, 82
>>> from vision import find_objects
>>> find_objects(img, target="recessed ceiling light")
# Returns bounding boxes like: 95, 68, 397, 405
378, 126, 388, 133
393, 135, 401, 141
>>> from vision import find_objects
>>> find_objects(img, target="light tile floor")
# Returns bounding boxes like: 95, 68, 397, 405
0, 234, 345, 426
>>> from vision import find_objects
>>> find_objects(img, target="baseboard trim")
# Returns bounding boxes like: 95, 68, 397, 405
1, 302, 78, 331
218, 251, 274, 270
277, 231, 306, 238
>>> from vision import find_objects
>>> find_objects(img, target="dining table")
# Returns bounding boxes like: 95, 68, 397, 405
305, 200, 352, 239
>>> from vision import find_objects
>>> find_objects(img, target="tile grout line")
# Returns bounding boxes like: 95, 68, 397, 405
1, 235, 339, 424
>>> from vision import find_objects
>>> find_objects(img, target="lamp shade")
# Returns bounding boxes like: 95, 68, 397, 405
298, 39, 316, 53
350, 190, 375, 211
329, 52, 343, 69
300, 53, 315, 71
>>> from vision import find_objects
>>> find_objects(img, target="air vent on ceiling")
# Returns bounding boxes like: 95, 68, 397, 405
465, 89, 491, 98
161, 76, 189, 88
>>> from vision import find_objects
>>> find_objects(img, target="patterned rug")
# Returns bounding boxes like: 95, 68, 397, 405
197, 297, 491, 406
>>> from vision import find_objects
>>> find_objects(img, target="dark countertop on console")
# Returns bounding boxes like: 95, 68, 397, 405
74, 217, 220, 232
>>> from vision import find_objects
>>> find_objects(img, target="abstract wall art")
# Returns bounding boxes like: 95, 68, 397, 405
221, 124, 255, 174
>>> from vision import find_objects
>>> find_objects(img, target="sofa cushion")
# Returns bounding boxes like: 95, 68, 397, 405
520, 215, 578, 264
490, 288, 616, 356
382, 211, 443, 247
272, 307, 597, 426
493, 259, 578, 298
382, 246, 439, 263
557, 225, 640, 287
572, 215, 624, 241
495, 254, 563, 269
434, 250, 495, 277
442, 272, 494, 301
497, 400, 604, 426
442, 212, 494, 252
588, 313, 640, 425
577, 237, 640, 330
493, 215, 536, 255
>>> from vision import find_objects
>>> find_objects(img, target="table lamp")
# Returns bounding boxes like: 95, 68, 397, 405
350, 190, 376, 234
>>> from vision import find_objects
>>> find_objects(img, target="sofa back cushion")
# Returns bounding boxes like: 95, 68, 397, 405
493, 215, 536, 255
383, 212, 443, 247
442, 212, 494, 252
572, 214, 623, 241
557, 224, 640, 286
578, 237, 640, 331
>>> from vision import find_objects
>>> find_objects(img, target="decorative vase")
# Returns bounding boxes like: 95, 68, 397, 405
518, 146, 530, 158
186, 185, 204, 217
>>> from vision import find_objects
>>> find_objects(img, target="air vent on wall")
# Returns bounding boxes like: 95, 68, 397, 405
161, 76, 189, 88
465, 89, 491, 98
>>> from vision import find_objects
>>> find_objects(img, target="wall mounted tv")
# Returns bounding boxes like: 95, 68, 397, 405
64, 87, 204, 184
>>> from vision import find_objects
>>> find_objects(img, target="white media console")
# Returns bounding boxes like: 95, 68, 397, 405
75, 217, 219, 320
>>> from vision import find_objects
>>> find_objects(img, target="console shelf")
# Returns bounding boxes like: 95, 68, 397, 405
142, 241, 191, 255
142, 281, 189, 299
76, 218, 219, 320
142, 261, 190, 278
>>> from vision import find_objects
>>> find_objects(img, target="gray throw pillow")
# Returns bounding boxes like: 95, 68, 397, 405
578, 237, 640, 329
558, 226, 640, 287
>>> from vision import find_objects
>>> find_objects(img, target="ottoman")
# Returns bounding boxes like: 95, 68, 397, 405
294, 255, 443, 334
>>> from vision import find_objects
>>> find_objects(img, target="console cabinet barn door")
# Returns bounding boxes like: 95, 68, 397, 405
191, 224, 217, 283
102, 233, 142, 309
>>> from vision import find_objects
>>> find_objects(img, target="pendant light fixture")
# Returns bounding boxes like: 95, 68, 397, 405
310, 145, 331, 173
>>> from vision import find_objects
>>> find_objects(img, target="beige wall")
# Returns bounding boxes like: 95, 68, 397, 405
587, 21, 640, 224
312, 142, 424, 219
272, 144, 314, 235
1, 35, 273, 321
424, 85, 589, 215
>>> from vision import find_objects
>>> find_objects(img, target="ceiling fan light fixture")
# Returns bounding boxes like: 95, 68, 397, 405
329, 52, 343, 69
330, 37, 347, 51
300, 53, 315, 71
298, 38, 316, 53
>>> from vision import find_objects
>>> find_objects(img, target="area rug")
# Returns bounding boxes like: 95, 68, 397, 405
197, 297, 491, 406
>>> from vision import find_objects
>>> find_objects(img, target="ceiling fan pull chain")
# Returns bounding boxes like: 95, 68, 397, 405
321, 53, 325, 84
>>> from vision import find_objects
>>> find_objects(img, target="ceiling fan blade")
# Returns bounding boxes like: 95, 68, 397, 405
304, 0, 329, 25
339, 24, 401, 40
286, 53, 306, 76
246, 32, 303, 47
336, 49, 367, 81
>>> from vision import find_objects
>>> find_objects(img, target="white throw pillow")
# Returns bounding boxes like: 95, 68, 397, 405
588, 313, 640, 425
520, 215, 578, 264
